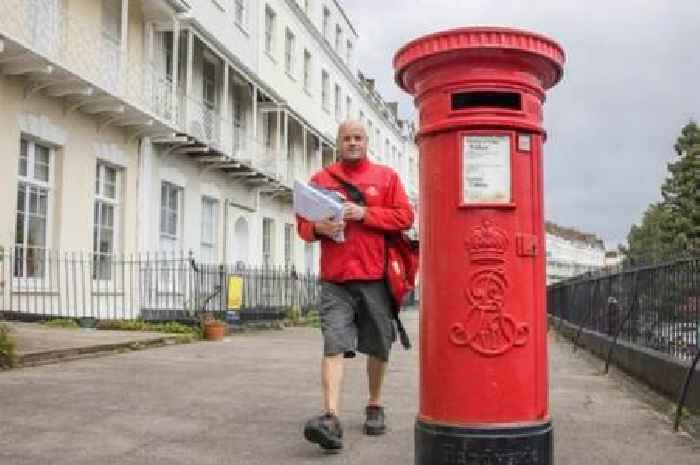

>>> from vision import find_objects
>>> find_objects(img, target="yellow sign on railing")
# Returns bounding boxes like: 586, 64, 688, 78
227, 275, 243, 309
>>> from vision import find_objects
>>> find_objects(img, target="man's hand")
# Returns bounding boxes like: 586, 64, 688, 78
314, 219, 346, 238
343, 202, 366, 222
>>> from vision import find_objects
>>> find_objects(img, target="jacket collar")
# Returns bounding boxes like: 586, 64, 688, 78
338, 157, 370, 175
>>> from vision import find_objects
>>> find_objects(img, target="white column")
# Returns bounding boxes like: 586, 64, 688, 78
120, 0, 129, 54
137, 137, 154, 252
120, 0, 129, 92
318, 140, 324, 169
185, 31, 194, 131
302, 126, 308, 176
284, 110, 290, 182
171, 20, 180, 124
252, 85, 258, 141
284, 110, 289, 159
276, 109, 282, 178
222, 64, 230, 153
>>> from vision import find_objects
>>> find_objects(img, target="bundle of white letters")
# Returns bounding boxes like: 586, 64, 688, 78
293, 180, 345, 242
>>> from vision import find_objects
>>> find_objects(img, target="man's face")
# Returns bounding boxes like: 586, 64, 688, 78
338, 124, 367, 163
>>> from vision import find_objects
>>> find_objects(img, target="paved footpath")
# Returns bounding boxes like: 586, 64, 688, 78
0, 311, 698, 464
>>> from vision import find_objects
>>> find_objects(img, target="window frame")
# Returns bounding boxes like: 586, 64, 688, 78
284, 27, 296, 76
321, 70, 330, 112
159, 181, 183, 250
303, 49, 312, 92
14, 137, 54, 281
334, 84, 342, 122
322, 5, 331, 41
264, 5, 276, 56
262, 217, 275, 267
93, 161, 122, 282
200, 196, 219, 263
234, 0, 247, 28
334, 24, 342, 54
284, 223, 294, 270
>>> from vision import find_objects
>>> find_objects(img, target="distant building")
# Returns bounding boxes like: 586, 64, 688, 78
545, 222, 606, 284
604, 250, 623, 268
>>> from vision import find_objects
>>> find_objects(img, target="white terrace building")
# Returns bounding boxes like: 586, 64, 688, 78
545, 225, 606, 285
0, 0, 419, 284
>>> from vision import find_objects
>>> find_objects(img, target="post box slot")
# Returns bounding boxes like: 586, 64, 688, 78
451, 91, 522, 111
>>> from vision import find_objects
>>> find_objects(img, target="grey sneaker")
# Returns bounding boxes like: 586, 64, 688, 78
304, 413, 344, 451
364, 405, 386, 435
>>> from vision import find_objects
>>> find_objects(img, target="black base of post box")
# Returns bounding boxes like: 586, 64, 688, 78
415, 419, 552, 465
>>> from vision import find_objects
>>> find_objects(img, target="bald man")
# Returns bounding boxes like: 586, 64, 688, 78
297, 121, 414, 451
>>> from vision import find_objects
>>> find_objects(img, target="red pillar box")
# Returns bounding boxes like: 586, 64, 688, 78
394, 27, 565, 464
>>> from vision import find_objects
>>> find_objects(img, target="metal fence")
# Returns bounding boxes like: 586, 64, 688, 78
548, 254, 699, 361
0, 248, 321, 322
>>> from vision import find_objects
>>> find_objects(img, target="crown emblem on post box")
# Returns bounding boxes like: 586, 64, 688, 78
465, 220, 508, 263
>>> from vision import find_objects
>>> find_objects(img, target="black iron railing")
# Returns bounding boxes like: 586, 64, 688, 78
0, 248, 321, 322
548, 254, 699, 362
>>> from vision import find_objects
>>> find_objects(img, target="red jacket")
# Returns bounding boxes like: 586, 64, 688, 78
297, 158, 414, 283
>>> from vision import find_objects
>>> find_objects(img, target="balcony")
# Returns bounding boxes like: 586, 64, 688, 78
0, 0, 177, 135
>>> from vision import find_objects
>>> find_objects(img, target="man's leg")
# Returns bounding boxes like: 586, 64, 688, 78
323, 353, 345, 414
305, 283, 354, 450
367, 355, 387, 407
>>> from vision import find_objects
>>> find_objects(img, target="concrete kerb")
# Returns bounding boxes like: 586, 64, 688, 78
1, 321, 198, 369
16, 335, 184, 368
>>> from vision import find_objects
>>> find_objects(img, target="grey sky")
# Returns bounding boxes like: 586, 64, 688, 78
341, 0, 700, 248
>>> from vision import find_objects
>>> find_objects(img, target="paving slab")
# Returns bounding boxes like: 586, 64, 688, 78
0, 311, 698, 464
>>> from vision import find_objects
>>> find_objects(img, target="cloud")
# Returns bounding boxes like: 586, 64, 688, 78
342, 0, 700, 247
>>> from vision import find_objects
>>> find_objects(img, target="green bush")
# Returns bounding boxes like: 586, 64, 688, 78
285, 305, 303, 325
304, 309, 321, 328
96, 320, 148, 331
96, 319, 199, 338
43, 319, 80, 329
285, 306, 321, 328
0, 323, 17, 369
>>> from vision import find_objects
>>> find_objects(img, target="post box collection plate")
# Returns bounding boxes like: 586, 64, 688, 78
462, 135, 511, 204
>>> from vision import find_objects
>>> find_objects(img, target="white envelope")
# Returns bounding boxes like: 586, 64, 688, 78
293, 180, 345, 242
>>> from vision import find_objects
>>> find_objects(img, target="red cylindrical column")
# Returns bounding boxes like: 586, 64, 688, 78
394, 27, 565, 464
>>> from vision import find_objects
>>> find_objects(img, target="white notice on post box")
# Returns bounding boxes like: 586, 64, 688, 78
462, 135, 511, 204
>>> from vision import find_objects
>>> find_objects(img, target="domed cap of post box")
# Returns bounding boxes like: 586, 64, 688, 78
394, 27, 565, 95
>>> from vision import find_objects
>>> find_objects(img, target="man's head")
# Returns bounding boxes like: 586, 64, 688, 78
337, 120, 368, 164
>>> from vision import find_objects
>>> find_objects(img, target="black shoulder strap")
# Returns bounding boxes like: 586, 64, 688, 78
325, 168, 365, 205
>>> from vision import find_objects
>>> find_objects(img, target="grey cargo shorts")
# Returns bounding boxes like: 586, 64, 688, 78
319, 280, 396, 362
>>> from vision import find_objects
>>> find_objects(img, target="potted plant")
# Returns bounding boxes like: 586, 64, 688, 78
199, 311, 227, 341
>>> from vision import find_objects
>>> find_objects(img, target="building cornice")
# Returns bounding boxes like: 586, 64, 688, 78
164, 0, 191, 13
332, 0, 358, 38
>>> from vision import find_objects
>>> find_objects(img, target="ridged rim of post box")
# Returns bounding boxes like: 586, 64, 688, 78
394, 27, 566, 93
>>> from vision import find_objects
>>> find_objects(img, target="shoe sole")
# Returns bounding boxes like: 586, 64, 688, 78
304, 424, 343, 451
363, 424, 387, 436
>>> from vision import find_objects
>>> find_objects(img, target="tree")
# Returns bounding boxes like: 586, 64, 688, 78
625, 203, 676, 263
625, 121, 699, 263
660, 121, 700, 251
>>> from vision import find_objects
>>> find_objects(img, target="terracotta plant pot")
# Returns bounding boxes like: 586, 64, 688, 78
203, 322, 226, 341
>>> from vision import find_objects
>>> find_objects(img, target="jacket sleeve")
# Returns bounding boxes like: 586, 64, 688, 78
362, 171, 414, 232
297, 215, 318, 242
296, 171, 322, 242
